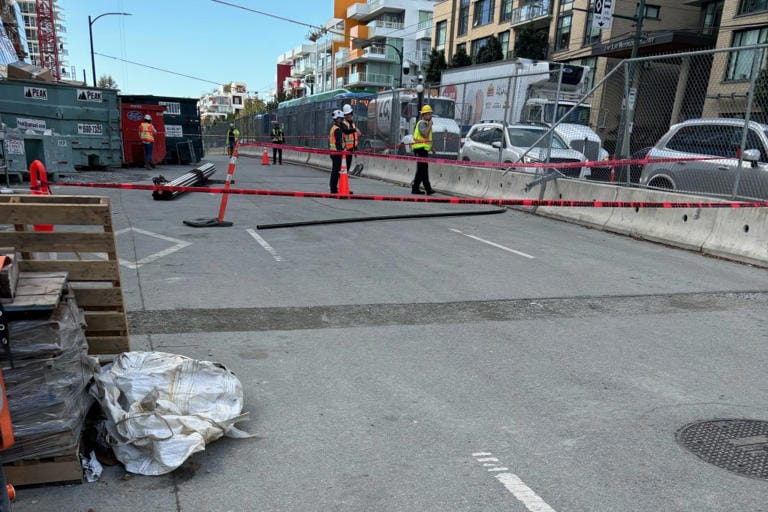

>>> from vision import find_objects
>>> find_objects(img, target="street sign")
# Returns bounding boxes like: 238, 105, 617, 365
592, 0, 613, 30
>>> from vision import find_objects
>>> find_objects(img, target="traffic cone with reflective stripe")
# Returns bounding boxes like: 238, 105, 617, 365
338, 154, 350, 195
262, 148, 270, 165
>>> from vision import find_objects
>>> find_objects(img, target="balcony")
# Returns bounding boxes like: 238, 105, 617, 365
347, 2, 370, 20
347, 71, 394, 87
366, 0, 405, 19
510, 1, 553, 28
367, 19, 404, 39
335, 48, 350, 65
293, 43, 315, 57
348, 45, 391, 64
414, 18, 432, 40
406, 49, 431, 67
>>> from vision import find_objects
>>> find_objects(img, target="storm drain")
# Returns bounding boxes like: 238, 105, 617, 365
676, 419, 768, 480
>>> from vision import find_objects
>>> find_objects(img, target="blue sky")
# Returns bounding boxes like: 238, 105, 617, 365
60, 0, 332, 99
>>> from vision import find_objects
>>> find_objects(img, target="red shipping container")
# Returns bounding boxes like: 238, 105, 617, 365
121, 104, 167, 166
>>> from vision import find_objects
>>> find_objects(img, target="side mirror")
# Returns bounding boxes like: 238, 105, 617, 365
742, 148, 760, 162
491, 141, 503, 149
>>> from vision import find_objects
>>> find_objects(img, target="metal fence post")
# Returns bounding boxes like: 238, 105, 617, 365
731, 47, 763, 199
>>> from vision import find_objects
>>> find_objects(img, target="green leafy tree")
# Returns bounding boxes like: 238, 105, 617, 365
265, 89, 289, 112
97, 74, 118, 89
449, 46, 472, 69
425, 49, 447, 84
475, 36, 504, 64
513, 26, 549, 60
243, 96, 268, 117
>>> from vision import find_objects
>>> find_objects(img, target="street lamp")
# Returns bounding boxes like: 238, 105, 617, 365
352, 38, 403, 88
88, 12, 131, 87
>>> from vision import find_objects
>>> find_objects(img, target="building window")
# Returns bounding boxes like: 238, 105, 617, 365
500, 0, 513, 22
435, 21, 447, 51
637, 3, 661, 18
726, 27, 768, 81
498, 31, 510, 59
584, 1, 601, 46
457, 42, 467, 56
473, 0, 496, 27
701, 1, 723, 35
555, 14, 572, 51
739, 0, 768, 15
458, 0, 470, 36
471, 36, 490, 60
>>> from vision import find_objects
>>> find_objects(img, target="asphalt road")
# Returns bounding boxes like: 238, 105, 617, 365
12, 153, 768, 511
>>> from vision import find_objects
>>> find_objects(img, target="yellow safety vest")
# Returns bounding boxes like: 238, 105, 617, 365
139, 122, 155, 143
329, 125, 342, 150
412, 120, 432, 151
342, 120, 356, 150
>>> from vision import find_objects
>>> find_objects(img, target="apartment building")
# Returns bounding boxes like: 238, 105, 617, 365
15, 0, 71, 80
278, 0, 435, 97
198, 82, 249, 124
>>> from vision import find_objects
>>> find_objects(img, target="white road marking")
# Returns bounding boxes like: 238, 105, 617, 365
247, 229, 283, 262
450, 229, 535, 259
474, 452, 557, 512
93, 227, 191, 269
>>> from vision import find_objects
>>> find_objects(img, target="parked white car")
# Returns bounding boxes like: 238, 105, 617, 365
459, 122, 588, 177
639, 118, 768, 199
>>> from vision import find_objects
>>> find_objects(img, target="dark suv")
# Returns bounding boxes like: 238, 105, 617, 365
639, 118, 768, 199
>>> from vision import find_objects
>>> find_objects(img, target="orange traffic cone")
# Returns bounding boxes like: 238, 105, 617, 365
338, 156, 350, 195
262, 148, 270, 165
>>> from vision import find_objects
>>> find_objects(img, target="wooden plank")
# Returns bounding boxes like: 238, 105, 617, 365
0, 232, 116, 253
19, 260, 120, 281
3, 455, 82, 487
0, 203, 111, 226
70, 286, 124, 307
0, 195, 106, 205
84, 311, 128, 332
87, 336, 131, 354
1, 272, 67, 310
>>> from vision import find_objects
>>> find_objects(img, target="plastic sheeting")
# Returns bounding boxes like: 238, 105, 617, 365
90, 351, 253, 476
0, 298, 99, 463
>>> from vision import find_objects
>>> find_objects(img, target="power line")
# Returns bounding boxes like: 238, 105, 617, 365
94, 52, 224, 86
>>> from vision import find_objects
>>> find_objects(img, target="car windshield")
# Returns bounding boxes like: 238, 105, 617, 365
507, 128, 568, 149
412, 99, 455, 118
543, 104, 591, 125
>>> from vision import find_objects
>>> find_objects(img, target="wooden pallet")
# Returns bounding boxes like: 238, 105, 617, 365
3, 445, 83, 487
0, 195, 130, 355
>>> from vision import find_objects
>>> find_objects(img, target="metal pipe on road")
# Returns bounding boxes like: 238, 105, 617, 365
152, 162, 216, 200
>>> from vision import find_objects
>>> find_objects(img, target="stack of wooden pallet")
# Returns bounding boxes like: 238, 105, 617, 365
0, 195, 131, 486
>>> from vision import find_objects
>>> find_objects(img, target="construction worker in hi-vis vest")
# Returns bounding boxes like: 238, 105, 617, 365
328, 110, 345, 193
271, 121, 285, 165
341, 104, 360, 172
411, 105, 435, 195
139, 114, 157, 169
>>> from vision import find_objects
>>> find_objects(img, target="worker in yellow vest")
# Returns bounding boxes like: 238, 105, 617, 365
341, 104, 360, 172
411, 105, 435, 195
139, 114, 157, 169
226, 123, 240, 156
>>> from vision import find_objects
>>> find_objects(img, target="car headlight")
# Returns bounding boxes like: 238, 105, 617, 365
522, 155, 540, 164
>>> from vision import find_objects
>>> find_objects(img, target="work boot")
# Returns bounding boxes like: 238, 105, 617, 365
425, 189, 435, 195
144, 163, 152, 170
412, 188, 424, 195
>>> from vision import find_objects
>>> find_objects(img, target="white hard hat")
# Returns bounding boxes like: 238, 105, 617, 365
342, 104, 353, 115
332, 110, 344, 120
144, 114, 152, 121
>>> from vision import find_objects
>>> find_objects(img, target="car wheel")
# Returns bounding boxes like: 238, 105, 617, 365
648, 176, 674, 190
462, 156, 470, 161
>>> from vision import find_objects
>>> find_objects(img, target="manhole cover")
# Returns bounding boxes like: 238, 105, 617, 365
677, 419, 768, 480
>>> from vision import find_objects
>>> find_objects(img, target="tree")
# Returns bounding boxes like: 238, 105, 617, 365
97, 74, 118, 89
513, 26, 549, 61
242, 96, 267, 117
475, 36, 504, 65
425, 49, 447, 85
755, 66, 768, 123
449, 46, 472, 69
265, 89, 289, 112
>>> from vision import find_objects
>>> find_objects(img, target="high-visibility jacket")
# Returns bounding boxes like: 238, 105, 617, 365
341, 119, 357, 150
329, 124, 343, 151
226, 128, 240, 145
271, 128, 285, 143
412, 119, 432, 151
139, 121, 155, 143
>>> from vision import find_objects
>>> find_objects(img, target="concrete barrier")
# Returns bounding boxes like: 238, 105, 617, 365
535, 179, 619, 230
702, 207, 768, 267
605, 187, 720, 252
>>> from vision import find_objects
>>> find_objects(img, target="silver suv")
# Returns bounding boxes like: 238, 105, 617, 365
639, 118, 768, 199
459, 122, 587, 177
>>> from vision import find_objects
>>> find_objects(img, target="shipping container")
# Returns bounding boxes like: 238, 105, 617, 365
119, 95, 203, 164
0, 78, 122, 172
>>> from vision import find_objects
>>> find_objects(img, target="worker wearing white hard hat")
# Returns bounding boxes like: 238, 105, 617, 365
328, 110, 346, 193
138, 114, 157, 169
411, 104, 435, 195
340, 103, 361, 173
